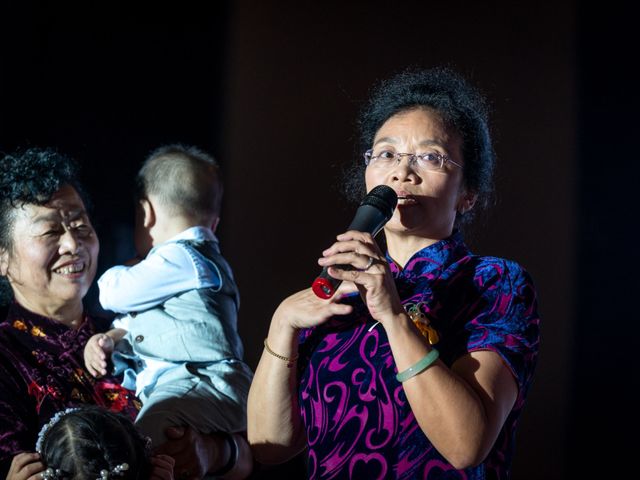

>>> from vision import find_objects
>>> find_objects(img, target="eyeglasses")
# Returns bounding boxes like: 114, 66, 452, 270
364, 149, 463, 171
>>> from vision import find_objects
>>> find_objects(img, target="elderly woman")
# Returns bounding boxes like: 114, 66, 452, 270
247, 68, 540, 479
0, 149, 252, 480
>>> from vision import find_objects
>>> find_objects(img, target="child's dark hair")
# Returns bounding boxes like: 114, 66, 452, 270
38, 406, 151, 480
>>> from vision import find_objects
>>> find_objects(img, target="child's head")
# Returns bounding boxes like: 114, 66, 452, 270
134, 144, 223, 254
37, 406, 151, 480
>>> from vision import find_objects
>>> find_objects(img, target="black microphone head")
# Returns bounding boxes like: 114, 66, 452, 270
360, 185, 398, 221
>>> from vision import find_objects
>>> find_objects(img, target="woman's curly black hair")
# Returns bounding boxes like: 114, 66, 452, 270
342, 67, 496, 226
0, 147, 90, 304
39, 406, 151, 480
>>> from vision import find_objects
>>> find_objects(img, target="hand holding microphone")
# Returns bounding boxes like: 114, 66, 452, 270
311, 185, 398, 299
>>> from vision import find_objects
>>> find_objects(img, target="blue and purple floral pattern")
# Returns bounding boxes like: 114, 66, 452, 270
298, 232, 540, 479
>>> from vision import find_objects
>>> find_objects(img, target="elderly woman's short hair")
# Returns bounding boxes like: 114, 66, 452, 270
0, 147, 88, 304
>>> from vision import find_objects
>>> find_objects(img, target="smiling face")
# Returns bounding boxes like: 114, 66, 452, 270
365, 107, 476, 244
0, 185, 99, 320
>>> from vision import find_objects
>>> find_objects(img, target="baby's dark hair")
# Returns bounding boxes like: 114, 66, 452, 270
38, 406, 151, 480
136, 144, 223, 224
0, 147, 90, 305
343, 67, 496, 226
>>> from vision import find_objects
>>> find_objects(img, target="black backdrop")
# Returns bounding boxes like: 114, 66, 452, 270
1, 1, 636, 478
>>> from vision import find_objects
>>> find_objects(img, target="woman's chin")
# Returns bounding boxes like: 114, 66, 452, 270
385, 216, 430, 236
50, 281, 92, 305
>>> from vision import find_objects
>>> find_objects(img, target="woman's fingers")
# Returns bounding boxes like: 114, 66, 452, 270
275, 288, 353, 330
335, 230, 377, 244
322, 237, 379, 257
7, 453, 44, 480
315, 232, 405, 323
319, 251, 383, 272
319, 230, 386, 273
22, 461, 45, 480
10, 453, 40, 471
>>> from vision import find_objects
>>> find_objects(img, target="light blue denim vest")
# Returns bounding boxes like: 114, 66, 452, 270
112, 239, 246, 394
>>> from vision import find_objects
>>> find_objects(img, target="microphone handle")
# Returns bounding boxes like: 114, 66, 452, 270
311, 205, 389, 299
311, 265, 351, 299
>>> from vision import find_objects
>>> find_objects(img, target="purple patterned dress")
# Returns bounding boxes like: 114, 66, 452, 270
298, 233, 540, 479
0, 302, 140, 478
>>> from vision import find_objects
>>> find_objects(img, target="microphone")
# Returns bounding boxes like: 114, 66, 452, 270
311, 185, 398, 299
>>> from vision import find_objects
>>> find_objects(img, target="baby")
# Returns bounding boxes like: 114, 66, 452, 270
84, 144, 253, 447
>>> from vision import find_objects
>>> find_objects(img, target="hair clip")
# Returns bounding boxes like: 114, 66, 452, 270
35, 408, 81, 453
40, 467, 63, 480
96, 463, 129, 480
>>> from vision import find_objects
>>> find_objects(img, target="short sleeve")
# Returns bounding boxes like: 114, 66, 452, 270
462, 259, 540, 395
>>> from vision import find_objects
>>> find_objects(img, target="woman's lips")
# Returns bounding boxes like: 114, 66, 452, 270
396, 192, 418, 205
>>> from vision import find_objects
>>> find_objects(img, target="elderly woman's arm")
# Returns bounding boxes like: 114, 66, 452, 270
247, 289, 353, 464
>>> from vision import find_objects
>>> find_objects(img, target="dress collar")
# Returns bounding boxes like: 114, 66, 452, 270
386, 231, 468, 277
165, 226, 217, 244
4, 301, 92, 348
148, 226, 218, 257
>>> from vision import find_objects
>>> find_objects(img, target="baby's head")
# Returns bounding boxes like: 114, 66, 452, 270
134, 144, 223, 255
37, 406, 151, 480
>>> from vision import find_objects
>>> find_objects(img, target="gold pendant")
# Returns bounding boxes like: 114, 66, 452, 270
405, 302, 440, 345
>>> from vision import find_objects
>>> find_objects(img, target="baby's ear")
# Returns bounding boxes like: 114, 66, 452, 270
139, 198, 156, 228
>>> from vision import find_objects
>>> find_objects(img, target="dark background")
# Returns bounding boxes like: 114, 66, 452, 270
1, 1, 637, 478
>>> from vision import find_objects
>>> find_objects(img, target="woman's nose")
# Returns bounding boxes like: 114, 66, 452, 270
389, 154, 418, 180
59, 228, 81, 254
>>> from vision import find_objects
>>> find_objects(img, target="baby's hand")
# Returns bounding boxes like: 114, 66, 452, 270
83, 333, 115, 378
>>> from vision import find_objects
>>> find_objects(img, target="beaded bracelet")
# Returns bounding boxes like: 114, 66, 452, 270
396, 349, 440, 383
263, 338, 299, 368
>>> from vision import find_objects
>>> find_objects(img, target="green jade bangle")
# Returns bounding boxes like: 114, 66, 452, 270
396, 348, 440, 383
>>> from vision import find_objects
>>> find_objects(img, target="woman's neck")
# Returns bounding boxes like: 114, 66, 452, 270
14, 295, 84, 329
384, 231, 446, 269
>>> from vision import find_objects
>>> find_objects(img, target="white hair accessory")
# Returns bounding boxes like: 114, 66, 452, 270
97, 463, 129, 480
40, 467, 63, 480
35, 408, 80, 453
